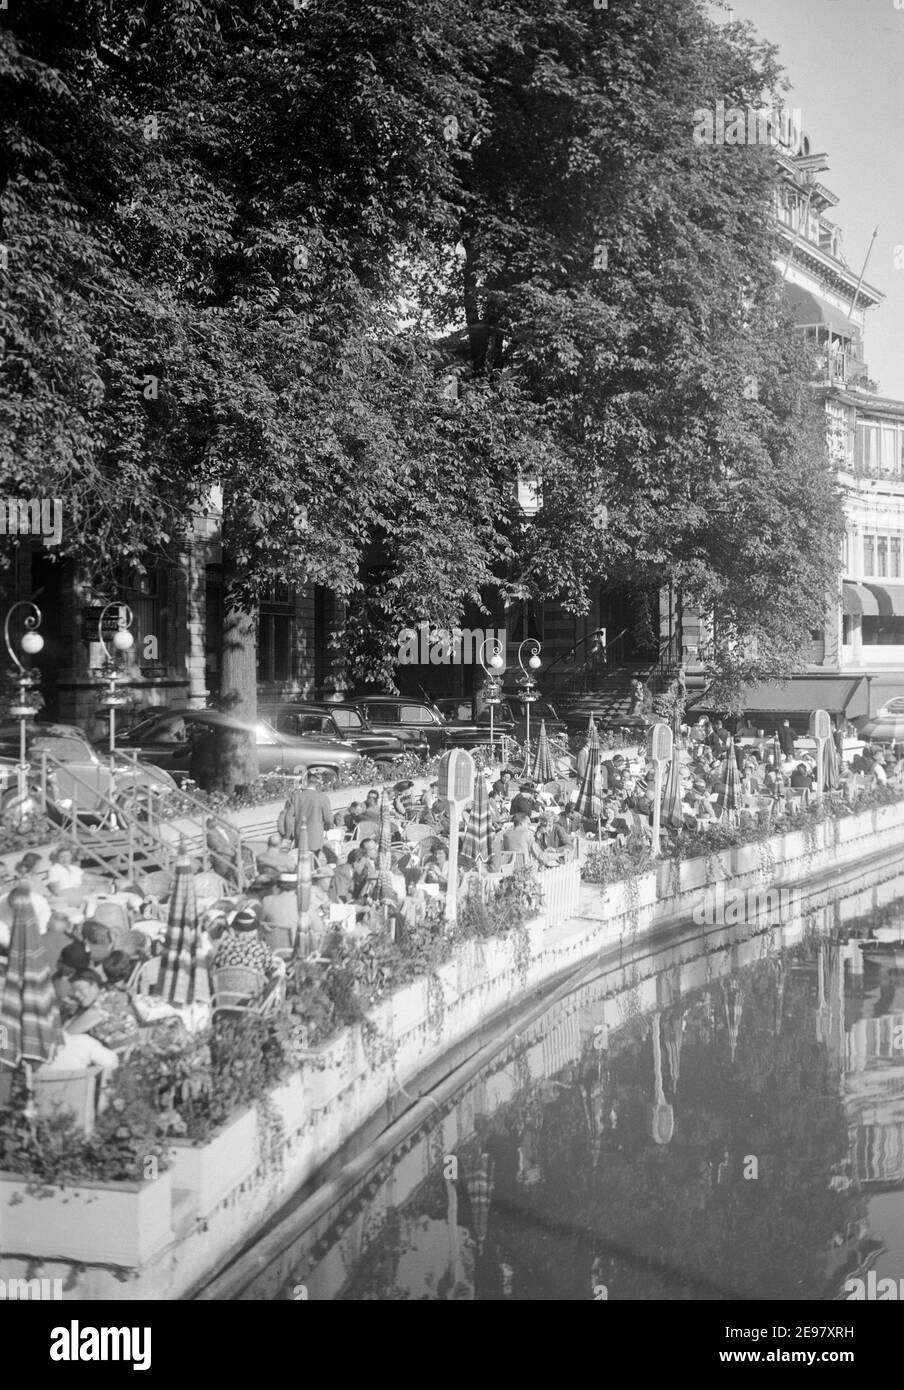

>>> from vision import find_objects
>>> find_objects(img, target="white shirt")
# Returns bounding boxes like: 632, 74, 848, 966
0, 889, 50, 949
47, 863, 84, 891
39, 1033, 119, 1074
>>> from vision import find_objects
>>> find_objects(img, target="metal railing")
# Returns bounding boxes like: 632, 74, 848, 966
34, 751, 247, 889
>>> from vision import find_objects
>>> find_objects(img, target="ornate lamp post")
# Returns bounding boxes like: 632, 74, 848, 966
478, 635, 506, 764
3, 601, 43, 807
97, 602, 135, 770
517, 638, 542, 768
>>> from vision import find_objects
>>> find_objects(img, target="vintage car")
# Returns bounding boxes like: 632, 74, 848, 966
107, 708, 362, 788
260, 701, 429, 761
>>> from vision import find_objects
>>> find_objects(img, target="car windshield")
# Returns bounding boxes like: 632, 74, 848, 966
331, 708, 364, 731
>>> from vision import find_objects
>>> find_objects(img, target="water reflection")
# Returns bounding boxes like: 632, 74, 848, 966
245, 868, 904, 1300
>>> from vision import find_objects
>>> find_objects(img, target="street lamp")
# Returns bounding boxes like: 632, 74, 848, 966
517, 638, 542, 768
3, 601, 43, 809
478, 635, 506, 764
97, 602, 135, 770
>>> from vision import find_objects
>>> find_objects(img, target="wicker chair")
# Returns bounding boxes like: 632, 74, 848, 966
211, 964, 266, 1011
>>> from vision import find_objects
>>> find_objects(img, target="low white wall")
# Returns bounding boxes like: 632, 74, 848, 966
4, 798, 904, 1299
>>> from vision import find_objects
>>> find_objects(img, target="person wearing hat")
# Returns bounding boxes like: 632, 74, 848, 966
261, 871, 301, 933
510, 782, 538, 818
213, 900, 282, 980
288, 767, 334, 858
492, 768, 517, 801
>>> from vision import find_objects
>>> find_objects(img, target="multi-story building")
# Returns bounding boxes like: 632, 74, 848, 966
684, 120, 904, 730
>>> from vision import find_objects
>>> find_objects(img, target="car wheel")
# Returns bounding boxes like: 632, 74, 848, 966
310, 766, 339, 788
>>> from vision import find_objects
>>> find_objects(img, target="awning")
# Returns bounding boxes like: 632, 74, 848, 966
843, 582, 880, 616
736, 677, 868, 718
783, 283, 857, 340
863, 583, 904, 617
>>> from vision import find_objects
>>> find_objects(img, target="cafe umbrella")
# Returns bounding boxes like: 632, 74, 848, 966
374, 791, 397, 910
573, 719, 603, 830
460, 772, 494, 870
661, 709, 685, 830
531, 719, 556, 786
715, 737, 743, 824
822, 731, 840, 791
156, 849, 209, 1007
0, 894, 63, 1109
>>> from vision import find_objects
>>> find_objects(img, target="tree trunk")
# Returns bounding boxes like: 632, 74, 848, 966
215, 555, 259, 793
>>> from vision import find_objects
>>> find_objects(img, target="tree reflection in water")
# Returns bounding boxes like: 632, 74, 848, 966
339, 940, 864, 1301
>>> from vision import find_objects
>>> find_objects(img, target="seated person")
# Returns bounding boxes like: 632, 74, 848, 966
333, 852, 357, 903
344, 801, 365, 833
356, 790, 382, 830
64, 963, 140, 1050
536, 809, 574, 857
492, 769, 518, 801
257, 833, 297, 875
501, 812, 547, 868
686, 779, 716, 822
789, 762, 813, 791
80, 919, 115, 964
422, 845, 450, 891
510, 782, 538, 818
213, 901, 283, 980
46, 846, 84, 896
394, 869, 429, 938
11, 852, 45, 892
261, 873, 300, 935
52, 940, 92, 1017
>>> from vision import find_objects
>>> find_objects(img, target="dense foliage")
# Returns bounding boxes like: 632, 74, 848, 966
1, 0, 841, 778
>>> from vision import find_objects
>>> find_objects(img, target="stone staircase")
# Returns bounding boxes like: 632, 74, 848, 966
557, 663, 659, 730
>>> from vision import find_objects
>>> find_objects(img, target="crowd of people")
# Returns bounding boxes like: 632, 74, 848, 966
1, 718, 900, 1116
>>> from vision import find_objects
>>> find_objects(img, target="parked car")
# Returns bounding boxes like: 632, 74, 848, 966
0, 723, 180, 828
432, 698, 517, 750
106, 708, 362, 787
259, 701, 428, 761
341, 696, 451, 754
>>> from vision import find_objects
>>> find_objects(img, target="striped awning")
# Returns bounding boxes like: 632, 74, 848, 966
843, 582, 879, 616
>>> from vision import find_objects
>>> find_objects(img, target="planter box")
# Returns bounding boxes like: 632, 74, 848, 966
169, 1105, 258, 1217
0, 1169, 173, 1267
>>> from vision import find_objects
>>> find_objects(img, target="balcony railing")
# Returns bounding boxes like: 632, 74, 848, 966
819, 350, 869, 387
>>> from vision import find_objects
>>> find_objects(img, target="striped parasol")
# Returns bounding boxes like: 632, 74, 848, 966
573, 718, 602, 823
661, 708, 685, 829
0, 893, 63, 1070
772, 734, 783, 771
156, 852, 210, 1006
463, 1152, 495, 1253
460, 773, 493, 869
822, 732, 840, 791
716, 737, 743, 821
375, 791, 396, 904
531, 719, 555, 785
585, 713, 598, 744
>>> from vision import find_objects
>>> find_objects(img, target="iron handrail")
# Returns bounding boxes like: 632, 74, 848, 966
36, 750, 208, 881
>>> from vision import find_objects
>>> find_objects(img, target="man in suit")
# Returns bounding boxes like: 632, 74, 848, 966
776, 719, 796, 758
288, 770, 333, 858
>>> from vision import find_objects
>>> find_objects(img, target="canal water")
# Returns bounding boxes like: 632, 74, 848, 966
226, 864, 904, 1301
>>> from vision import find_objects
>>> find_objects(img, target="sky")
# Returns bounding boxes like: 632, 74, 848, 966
722, 0, 904, 398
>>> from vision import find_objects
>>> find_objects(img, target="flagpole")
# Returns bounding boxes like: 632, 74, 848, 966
848, 226, 878, 323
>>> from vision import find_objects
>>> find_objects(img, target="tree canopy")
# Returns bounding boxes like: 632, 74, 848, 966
1, 0, 842, 732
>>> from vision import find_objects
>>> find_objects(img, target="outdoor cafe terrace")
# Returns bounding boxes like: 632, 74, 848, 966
0, 713, 899, 1177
